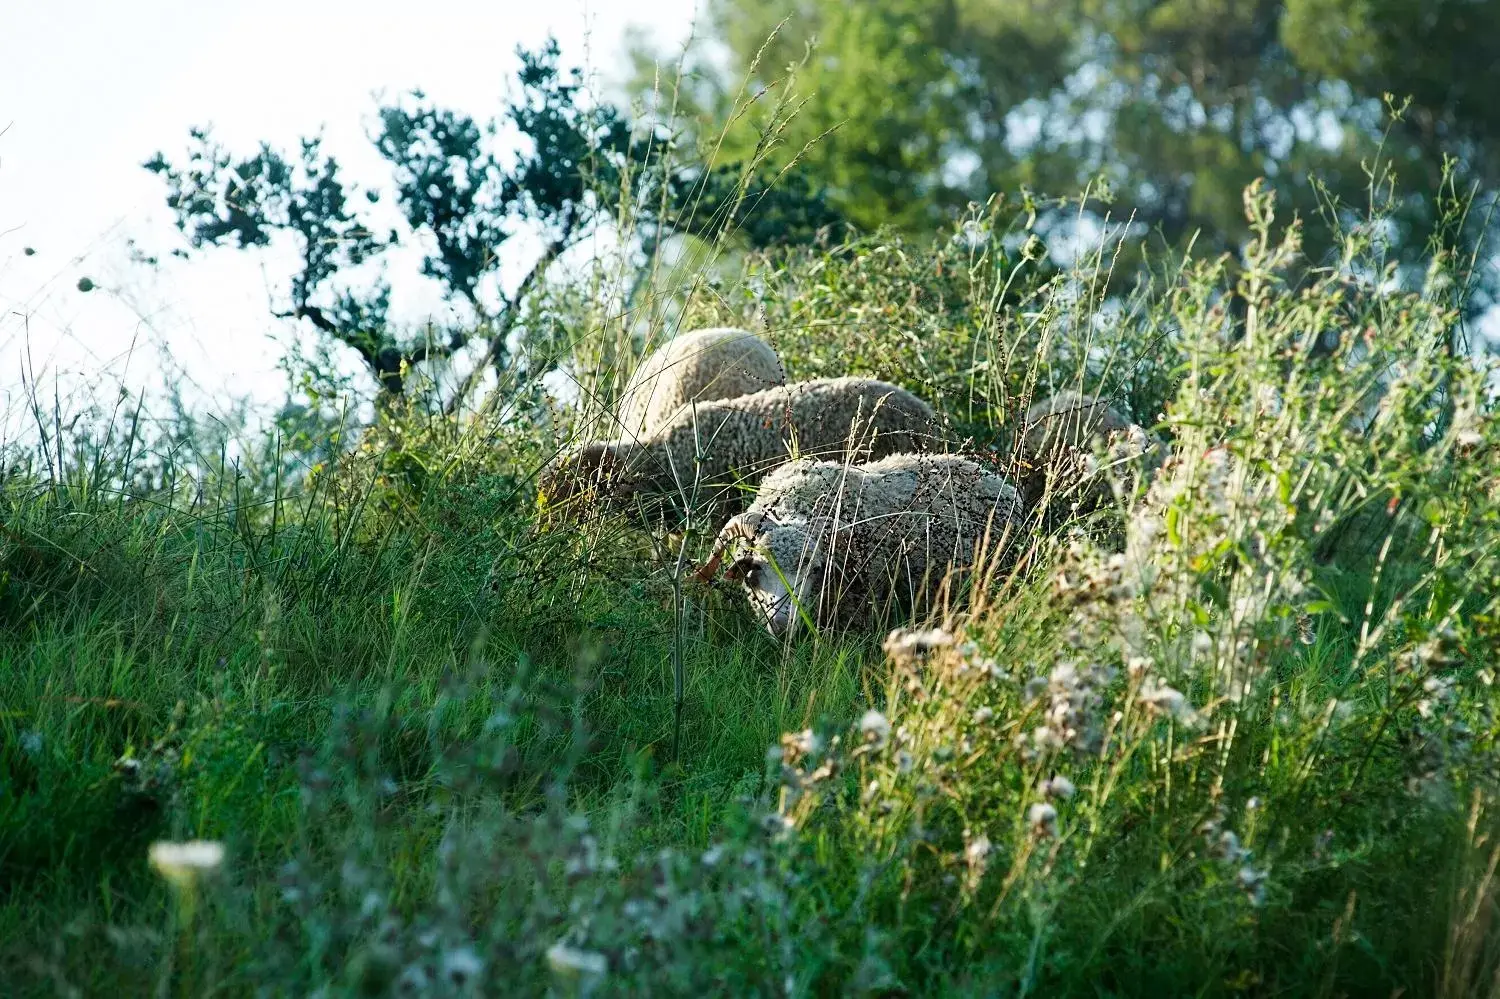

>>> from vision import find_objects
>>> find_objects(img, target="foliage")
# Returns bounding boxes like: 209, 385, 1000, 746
145, 39, 844, 416
643, 0, 1500, 309
6, 168, 1500, 996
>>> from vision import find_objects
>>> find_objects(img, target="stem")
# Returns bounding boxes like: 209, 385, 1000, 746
671, 527, 689, 762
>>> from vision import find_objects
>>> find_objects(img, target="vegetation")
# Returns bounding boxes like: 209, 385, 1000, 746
8, 12, 1500, 996
641, 0, 1500, 306
7, 132, 1500, 992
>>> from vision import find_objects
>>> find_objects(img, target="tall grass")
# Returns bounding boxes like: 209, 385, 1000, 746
4, 139, 1500, 996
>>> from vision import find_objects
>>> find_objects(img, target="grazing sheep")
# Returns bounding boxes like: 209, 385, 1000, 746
616, 327, 785, 438
1017, 390, 1162, 525
538, 377, 942, 525
696, 453, 1026, 636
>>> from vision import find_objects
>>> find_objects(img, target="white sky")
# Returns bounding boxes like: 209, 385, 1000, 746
0, 0, 699, 439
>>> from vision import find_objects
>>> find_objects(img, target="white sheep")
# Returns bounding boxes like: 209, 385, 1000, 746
1017, 390, 1162, 524
616, 327, 785, 438
696, 453, 1026, 636
538, 377, 943, 525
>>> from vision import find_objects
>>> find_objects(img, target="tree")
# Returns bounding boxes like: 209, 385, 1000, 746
147, 39, 845, 414
645, 0, 1498, 306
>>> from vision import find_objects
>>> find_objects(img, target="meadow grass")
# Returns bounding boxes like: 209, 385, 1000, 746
5, 176, 1500, 996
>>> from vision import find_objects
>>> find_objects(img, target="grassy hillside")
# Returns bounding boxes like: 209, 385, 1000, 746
5, 181, 1500, 997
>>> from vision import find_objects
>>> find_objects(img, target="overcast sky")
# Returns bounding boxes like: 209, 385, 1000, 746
0, 0, 698, 438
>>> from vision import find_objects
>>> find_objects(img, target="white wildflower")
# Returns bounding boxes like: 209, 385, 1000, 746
546, 942, 607, 979
973, 706, 994, 725
441, 946, 484, 986
964, 834, 992, 868
1138, 681, 1196, 724
859, 710, 891, 749
883, 627, 955, 664
1237, 865, 1269, 906
1040, 775, 1076, 800
1027, 802, 1059, 838
148, 840, 224, 886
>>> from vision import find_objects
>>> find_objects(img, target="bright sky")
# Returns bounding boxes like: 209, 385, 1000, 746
0, 0, 698, 439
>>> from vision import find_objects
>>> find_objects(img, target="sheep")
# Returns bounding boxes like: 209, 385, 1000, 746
616, 327, 785, 438
538, 377, 943, 526
1016, 390, 1162, 527
695, 453, 1026, 636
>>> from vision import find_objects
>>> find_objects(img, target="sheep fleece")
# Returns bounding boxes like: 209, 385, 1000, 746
726, 453, 1025, 630
616, 327, 785, 438
550, 377, 942, 512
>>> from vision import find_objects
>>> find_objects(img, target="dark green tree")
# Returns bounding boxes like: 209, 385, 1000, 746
643, 0, 1498, 307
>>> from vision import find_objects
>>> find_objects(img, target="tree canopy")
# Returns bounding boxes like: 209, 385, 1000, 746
642, 0, 1498, 299
146, 40, 843, 411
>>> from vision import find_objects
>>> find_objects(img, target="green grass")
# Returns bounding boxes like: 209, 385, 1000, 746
5, 179, 1500, 996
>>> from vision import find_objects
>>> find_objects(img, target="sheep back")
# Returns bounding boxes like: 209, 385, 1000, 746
617, 328, 786, 438
724, 453, 1025, 632
615, 377, 943, 514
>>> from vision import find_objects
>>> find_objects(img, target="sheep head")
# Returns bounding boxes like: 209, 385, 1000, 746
536, 442, 630, 516
699, 510, 831, 637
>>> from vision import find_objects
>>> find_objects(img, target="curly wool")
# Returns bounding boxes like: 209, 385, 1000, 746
539, 377, 942, 523
616, 328, 785, 438
1018, 390, 1162, 523
702, 453, 1026, 635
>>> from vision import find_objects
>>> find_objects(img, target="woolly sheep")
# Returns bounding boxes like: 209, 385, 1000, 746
616, 327, 785, 438
696, 453, 1026, 636
1017, 390, 1162, 524
538, 377, 942, 525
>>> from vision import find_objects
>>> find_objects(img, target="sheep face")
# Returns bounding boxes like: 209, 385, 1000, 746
713, 515, 828, 637
537, 443, 629, 514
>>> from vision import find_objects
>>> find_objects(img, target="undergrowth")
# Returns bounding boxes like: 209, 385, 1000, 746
5, 165, 1500, 997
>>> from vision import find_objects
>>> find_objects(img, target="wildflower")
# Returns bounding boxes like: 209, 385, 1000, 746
148, 840, 224, 886
1212, 830, 1249, 865
19, 730, 42, 757
859, 710, 891, 749
546, 942, 607, 979
972, 706, 994, 725
397, 965, 432, 994
780, 729, 821, 766
1418, 674, 1455, 719
1027, 802, 1059, 838
1237, 865, 1269, 906
1040, 775, 1076, 799
1138, 681, 1197, 725
964, 833, 992, 879
1032, 725, 1065, 752
896, 750, 915, 774
441, 947, 484, 987
883, 627, 956, 666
